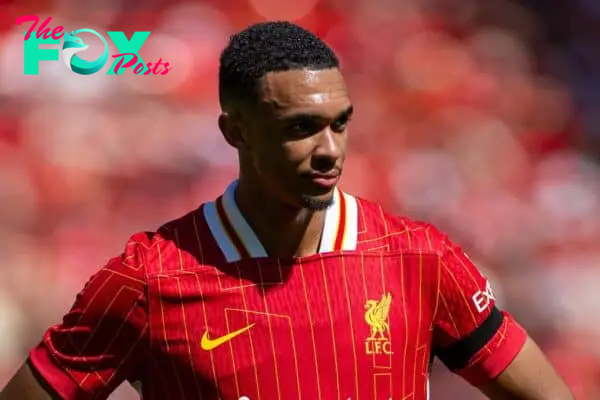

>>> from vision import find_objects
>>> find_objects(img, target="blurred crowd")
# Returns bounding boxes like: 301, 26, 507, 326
1, 0, 600, 398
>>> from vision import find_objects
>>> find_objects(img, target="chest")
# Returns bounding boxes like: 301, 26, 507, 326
146, 253, 437, 399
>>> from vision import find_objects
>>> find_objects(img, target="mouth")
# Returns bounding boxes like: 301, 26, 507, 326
305, 172, 340, 190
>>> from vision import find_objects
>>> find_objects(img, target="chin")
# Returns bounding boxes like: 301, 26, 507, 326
299, 193, 334, 211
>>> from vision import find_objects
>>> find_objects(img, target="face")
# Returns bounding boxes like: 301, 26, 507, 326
222, 68, 353, 210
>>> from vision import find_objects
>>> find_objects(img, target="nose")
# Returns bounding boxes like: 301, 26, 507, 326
311, 128, 343, 172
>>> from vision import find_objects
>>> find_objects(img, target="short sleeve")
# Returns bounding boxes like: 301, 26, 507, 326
29, 233, 150, 399
432, 238, 527, 387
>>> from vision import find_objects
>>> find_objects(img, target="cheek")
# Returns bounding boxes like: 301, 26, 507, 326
256, 142, 309, 170
281, 141, 315, 165
250, 143, 287, 176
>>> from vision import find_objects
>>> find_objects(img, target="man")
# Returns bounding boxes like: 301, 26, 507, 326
1, 21, 572, 400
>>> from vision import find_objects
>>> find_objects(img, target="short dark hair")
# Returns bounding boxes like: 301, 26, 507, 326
218, 21, 340, 111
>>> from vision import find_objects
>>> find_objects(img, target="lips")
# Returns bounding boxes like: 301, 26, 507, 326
307, 172, 340, 189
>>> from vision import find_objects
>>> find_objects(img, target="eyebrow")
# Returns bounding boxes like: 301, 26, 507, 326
281, 105, 354, 122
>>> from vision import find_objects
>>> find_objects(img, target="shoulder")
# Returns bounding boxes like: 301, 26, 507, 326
69, 209, 208, 315
129, 206, 224, 274
354, 195, 452, 256
73, 231, 154, 308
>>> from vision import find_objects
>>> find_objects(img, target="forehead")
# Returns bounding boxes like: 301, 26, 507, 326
258, 68, 350, 118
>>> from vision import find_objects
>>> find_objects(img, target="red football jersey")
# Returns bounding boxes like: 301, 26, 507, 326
29, 181, 527, 399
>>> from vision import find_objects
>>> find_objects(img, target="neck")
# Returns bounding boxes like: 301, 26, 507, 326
234, 179, 327, 258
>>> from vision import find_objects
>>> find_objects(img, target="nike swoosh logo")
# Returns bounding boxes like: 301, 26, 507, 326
201, 323, 255, 351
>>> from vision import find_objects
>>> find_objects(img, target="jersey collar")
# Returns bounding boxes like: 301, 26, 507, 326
203, 180, 358, 262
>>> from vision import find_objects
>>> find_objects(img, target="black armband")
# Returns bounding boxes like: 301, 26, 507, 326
434, 306, 503, 370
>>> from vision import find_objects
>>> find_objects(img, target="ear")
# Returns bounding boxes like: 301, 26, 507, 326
218, 113, 249, 150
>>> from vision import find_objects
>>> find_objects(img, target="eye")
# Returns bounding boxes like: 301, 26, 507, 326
290, 121, 313, 133
286, 120, 319, 137
330, 115, 351, 133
